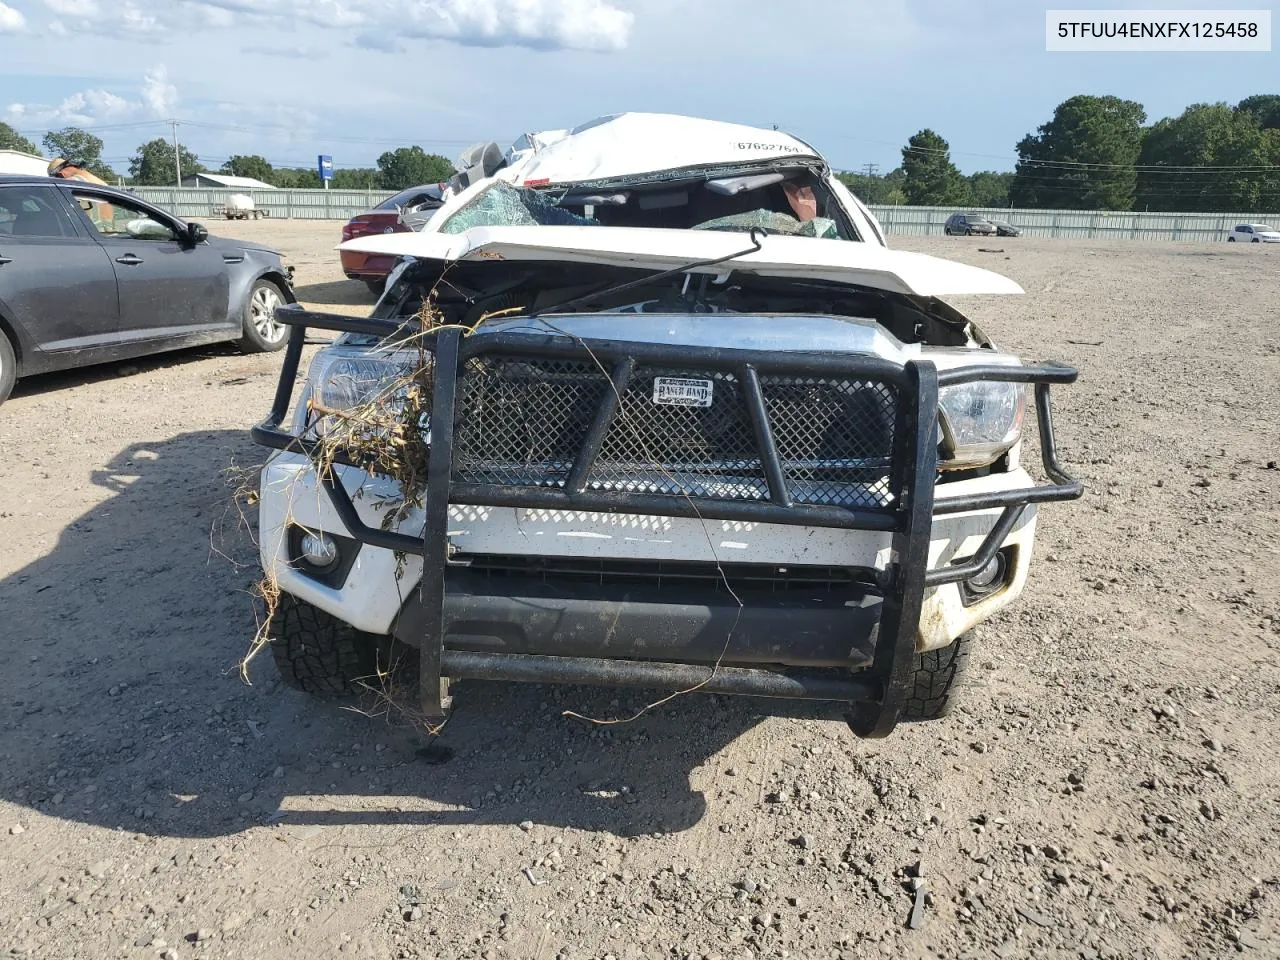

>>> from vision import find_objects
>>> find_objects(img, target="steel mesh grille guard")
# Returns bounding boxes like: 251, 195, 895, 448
251, 306, 1082, 738
453, 356, 609, 487
452, 357, 897, 508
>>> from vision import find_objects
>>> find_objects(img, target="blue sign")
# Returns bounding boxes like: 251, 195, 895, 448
317, 155, 334, 181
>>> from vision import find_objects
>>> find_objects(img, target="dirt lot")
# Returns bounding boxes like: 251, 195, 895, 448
1, 221, 1277, 960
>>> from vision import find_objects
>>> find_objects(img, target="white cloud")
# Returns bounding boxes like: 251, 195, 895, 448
0, 1, 26, 31
40, 0, 164, 36
36, 0, 634, 51
43, 0, 97, 15
142, 66, 178, 116
5, 65, 178, 129
396, 0, 633, 51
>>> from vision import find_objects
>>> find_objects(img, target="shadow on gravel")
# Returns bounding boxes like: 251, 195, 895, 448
0, 432, 830, 840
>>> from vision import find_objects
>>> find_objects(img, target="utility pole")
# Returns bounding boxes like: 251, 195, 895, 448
170, 119, 182, 187
863, 162, 879, 178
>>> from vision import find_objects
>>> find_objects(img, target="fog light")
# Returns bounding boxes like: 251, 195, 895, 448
967, 555, 1003, 590
299, 531, 338, 570
959, 550, 1010, 606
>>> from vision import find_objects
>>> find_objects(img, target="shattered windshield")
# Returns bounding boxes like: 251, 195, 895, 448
439, 166, 856, 240
440, 182, 599, 233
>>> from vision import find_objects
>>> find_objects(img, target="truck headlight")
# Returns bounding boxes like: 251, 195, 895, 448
294, 346, 431, 437
938, 381, 1026, 469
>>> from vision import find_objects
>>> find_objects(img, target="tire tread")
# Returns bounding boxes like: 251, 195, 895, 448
899, 634, 971, 722
269, 594, 375, 697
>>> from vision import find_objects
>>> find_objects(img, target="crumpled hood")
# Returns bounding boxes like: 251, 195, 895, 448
339, 224, 1024, 297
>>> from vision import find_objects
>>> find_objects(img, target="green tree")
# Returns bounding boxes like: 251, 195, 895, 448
129, 138, 204, 186
836, 168, 906, 205
271, 167, 322, 189
900, 130, 967, 205
1137, 103, 1280, 212
0, 121, 38, 155
42, 127, 115, 180
330, 167, 381, 190
1237, 94, 1280, 130
376, 146, 454, 190
966, 171, 1014, 207
1009, 95, 1146, 210
220, 154, 274, 183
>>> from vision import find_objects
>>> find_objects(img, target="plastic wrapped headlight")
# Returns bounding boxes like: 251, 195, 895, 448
938, 381, 1026, 469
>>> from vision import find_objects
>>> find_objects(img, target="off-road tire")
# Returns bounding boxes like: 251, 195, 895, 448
364, 278, 386, 297
899, 633, 971, 722
269, 594, 377, 697
0, 332, 15, 405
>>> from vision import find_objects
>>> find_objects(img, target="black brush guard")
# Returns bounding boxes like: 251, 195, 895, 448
251, 305, 1081, 737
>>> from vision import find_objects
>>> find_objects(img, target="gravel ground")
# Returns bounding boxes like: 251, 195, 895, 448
0, 221, 1277, 960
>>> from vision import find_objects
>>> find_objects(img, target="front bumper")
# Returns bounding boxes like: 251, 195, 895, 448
251, 306, 1081, 736
259, 456, 1039, 654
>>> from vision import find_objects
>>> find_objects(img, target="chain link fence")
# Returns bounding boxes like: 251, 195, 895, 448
130, 187, 1269, 243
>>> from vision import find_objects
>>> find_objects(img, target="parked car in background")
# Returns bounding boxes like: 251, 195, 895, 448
0, 176, 294, 405
989, 219, 1021, 237
944, 213, 998, 236
1227, 223, 1280, 243
340, 184, 444, 294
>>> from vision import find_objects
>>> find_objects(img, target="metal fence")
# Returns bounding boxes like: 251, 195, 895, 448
131, 186, 397, 221
865, 205, 1267, 242
130, 187, 1269, 242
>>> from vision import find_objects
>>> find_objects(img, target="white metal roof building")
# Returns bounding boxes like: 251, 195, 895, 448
180, 172, 277, 190
0, 149, 50, 177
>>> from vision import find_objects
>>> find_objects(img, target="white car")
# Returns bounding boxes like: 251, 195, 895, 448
1227, 223, 1280, 243
251, 114, 1081, 737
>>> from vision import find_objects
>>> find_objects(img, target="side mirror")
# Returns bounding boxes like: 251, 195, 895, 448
187, 222, 208, 244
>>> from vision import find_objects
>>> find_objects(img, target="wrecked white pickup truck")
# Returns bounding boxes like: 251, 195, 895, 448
252, 114, 1081, 737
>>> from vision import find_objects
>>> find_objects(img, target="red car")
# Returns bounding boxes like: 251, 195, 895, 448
340, 184, 444, 294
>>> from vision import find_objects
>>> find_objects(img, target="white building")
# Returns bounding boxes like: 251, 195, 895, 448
180, 172, 277, 190
0, 149, 50, 177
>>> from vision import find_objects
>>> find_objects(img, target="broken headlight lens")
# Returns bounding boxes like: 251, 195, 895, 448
938, 380, 1026, 469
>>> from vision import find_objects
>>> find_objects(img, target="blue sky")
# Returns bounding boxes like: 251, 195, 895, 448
0, 0, 1275, 176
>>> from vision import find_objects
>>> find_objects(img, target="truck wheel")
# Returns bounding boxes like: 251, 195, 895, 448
239, 278, 289, 353
0, 332, 16, 405
899, 633, 971, 722
269, 594, 377, 697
